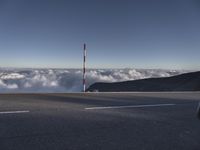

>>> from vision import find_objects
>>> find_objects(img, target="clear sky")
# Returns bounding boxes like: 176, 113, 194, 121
0, 0, 199, 69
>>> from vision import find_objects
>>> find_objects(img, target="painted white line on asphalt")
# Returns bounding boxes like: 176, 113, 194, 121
0, 110, 30, 114
85, 103, 176, 110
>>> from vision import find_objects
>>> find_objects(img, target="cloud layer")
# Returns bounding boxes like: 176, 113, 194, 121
0, 68, 188, 93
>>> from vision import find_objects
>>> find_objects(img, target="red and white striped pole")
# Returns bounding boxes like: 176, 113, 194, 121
83, 43, 86, 92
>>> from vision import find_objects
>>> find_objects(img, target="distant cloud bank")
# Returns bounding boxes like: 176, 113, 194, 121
0, 68, 188, 93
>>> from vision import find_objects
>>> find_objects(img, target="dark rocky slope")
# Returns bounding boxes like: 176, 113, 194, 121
87, 71, 200, 92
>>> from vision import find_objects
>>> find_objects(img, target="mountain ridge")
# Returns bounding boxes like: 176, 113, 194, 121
87, 71, 200, 92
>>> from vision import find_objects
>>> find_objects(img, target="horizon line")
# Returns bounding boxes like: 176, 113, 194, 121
0, 66, 197, 71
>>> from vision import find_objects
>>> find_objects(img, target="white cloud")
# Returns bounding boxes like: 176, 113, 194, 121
0, 79, 18, 89
7, 84, 18, 89
0, 68, 189, 93
0, 73, 25, 79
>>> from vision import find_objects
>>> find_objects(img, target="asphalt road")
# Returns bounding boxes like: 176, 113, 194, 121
0, 92, 200, 150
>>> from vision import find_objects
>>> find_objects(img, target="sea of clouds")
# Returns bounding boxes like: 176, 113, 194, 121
0, 68, 189, 93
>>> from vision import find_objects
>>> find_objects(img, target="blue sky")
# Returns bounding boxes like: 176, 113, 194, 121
0, 0, 200, 69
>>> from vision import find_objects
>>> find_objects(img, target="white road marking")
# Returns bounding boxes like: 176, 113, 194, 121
85, 103, 176, 110
0, 110, 30, 114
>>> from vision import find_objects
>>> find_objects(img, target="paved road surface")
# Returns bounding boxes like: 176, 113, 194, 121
0, 92, 200, 150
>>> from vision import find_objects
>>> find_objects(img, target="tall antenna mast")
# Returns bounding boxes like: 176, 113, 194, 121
83, 43, 86, 92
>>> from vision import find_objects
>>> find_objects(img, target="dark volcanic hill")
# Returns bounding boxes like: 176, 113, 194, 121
87, 71, 200, 92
